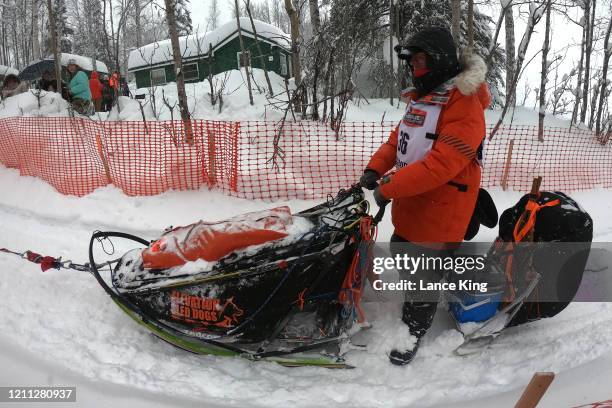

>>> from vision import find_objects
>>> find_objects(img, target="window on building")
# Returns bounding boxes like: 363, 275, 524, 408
236, 51, 251, 68
183, 63, 199, 81
280, 55, 288, 76
150, 68, 166, 86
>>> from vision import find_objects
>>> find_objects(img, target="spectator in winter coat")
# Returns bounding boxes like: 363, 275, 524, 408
109, 71, 120, 103
1, 74, 28, 99
39, 70, 57, 92
359, 27, 490, 366
67, 59, 93, 115
89, 71, 103, 112
101, 76, 113, 112
120, 78, 130, 97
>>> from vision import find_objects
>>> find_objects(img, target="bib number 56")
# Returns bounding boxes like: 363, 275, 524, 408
399, 130, 410, 154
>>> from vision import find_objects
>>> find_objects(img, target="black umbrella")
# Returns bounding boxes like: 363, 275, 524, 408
19, 59, 56, 81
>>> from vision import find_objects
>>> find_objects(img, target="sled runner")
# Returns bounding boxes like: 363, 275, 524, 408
87, 185, 379, 368
447, 178, 594, 355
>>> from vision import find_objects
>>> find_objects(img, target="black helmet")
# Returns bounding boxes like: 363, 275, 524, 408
396, 26, 461, 96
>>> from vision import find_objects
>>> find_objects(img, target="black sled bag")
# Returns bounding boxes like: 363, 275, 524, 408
498, 191, 593, 325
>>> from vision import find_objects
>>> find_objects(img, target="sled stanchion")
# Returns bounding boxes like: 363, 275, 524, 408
514, 372, 555, 408
372, 202, 387, 225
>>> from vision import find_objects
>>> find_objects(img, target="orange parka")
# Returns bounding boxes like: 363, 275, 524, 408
367, 55, 491, 243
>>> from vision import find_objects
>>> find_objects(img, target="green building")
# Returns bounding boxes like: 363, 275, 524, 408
128, 18, 292, 89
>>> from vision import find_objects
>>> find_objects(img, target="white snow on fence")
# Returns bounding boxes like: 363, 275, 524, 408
128, 18, 291, 71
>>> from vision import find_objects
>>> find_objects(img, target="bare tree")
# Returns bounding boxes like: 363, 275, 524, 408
47, 0, 62, 92
451, 0, 461, 48
486, 0, 515, 67
538, 0, 552, 142
208, 0, 220, 30
580, 0, 595, 124
234, 2, 254, 105
284, 0, 303, 115
490, 1, 548, 140
244, 0, 274, 96
308, 0, 321, 120
389, 0, 394, 106
32, 0, 41, 60
134, 0, 143, 47
504, 0, 516, 108
467, 0, 475, 53
164, 0, 192, 141
102, 0, 135, 72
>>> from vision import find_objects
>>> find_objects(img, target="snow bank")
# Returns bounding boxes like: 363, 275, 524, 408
123, 68, 293, 121
0, 90, 70, 118
128, 18, 290, 70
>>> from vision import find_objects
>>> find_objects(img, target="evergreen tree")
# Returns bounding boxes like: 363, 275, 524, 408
175, 0, 192, 36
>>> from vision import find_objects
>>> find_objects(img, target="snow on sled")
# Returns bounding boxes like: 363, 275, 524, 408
447, 181, 594, 355
88, 185, 378, 368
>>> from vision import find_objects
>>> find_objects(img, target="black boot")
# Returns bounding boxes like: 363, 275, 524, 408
389, 339, 421, 366
388, 302, 436, 366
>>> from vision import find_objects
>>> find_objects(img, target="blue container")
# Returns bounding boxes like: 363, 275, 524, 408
448, 291, 503, 323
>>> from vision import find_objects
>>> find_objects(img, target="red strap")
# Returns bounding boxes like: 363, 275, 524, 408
25, 251, 60, 272
513, 199, 561, 242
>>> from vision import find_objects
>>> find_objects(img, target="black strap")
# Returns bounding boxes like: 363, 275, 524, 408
426, 132, 438, 140
447, 181, 468, 192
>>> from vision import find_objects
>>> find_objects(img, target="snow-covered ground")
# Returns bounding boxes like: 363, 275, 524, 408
0, 164, 611, 407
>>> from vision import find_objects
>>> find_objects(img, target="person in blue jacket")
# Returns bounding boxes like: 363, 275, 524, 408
66, 59, 94, 116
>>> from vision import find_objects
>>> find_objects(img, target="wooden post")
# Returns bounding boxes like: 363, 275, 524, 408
501, 139, 515, 191
514, 372, 555, 408
95, 135, 112, 184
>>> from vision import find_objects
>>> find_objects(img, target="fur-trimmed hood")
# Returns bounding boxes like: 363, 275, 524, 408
453, 54, 488, 96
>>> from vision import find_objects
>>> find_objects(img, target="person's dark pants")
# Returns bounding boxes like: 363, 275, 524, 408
390, 234, 453, 340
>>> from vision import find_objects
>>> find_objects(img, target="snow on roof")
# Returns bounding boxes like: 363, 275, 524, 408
0, 64, 18, 77
60, 53, 109, 74
128, 18, 290, 71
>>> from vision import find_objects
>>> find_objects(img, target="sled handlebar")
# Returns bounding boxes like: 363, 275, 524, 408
372, 201, 388, 225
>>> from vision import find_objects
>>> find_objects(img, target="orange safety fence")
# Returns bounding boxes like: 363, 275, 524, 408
0, 117, 611, 200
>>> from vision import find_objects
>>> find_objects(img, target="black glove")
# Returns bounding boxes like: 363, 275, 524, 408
373, 185, 391, 207
359, 170, 379, 190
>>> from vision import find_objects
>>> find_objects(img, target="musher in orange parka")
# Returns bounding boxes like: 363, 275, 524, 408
359, 26, 490, 365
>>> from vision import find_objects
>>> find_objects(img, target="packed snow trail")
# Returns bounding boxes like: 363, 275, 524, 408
1, 166, 612, 407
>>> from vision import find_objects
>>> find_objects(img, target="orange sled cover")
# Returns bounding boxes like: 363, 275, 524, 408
142, 207, 292, 269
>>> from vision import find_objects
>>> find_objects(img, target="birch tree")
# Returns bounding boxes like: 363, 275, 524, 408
164, 0, 191, 140
32, 0, 41, 60
234, 1, 254, 105
245, 0, 274, 96
490, 1, 548, 139
596, 13, 612, 138
467, 0, 475, 53
47, 0, 62, 92
284, 0, 303, 115
538, 0, 552, 142
580, 0, 595, 124
451, 0, 461, 48
504, 0, 516, 108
